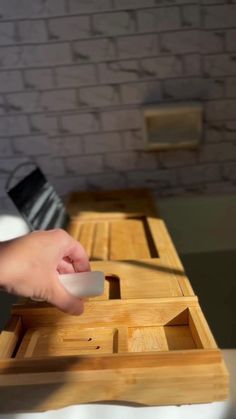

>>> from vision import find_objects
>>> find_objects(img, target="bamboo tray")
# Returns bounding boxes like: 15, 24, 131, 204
0, 189, 228, 412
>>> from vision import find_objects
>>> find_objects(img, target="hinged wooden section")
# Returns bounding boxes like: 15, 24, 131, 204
0, 188, 228, 412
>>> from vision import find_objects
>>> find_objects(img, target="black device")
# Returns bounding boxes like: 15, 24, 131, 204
7, 166, 70, 231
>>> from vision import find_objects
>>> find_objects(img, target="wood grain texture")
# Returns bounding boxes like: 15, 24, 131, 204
0, 316, 22, 359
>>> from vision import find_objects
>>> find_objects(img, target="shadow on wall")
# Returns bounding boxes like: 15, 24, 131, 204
181, 250, 236, 348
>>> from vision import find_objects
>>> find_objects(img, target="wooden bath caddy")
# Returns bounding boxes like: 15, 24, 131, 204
0, 189, 228, 412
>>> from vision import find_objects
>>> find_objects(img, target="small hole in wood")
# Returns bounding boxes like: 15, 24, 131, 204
96, 346, 100, 349
88, 337, 92, 341
105, 274, 121, 299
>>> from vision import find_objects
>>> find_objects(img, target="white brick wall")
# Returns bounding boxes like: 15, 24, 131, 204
0, 0, 235, 201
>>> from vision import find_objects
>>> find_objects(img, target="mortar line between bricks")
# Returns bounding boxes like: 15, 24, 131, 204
2, 95, 236, 118
3, 74, 228, 96
0, 27, 231, 49
0, 4, 201, 23
0, 50, 233, 73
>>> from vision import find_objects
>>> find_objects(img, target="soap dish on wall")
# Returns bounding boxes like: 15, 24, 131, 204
143, 102, 202, 151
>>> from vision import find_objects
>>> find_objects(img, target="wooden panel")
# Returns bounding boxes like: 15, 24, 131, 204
189, 307, 217, 349
164, 325, 196, 350
128, 327, 168, 352
91, 259, 183, 299
16, 327, 116, 358
109, 219, 152, 260
0, 350, 228, 412
12, 297, 198, 329
0, 316, 22, 359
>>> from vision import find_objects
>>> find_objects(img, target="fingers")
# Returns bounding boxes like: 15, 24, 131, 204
52, 229, 90, 273
50, 275, 84, 315
65, 240, 91, 273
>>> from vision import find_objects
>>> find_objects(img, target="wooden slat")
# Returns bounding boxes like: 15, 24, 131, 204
109, 219, 152, 260
0, 350, 228, 412
0, 316, 22, 359
12, 297, 198, 329
78, 222, 95, 258
91, 222, 109, 261
66, 220, 81, 240
189, 307, 217, 349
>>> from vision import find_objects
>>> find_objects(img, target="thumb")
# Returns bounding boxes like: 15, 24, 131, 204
49, 276, 84, 315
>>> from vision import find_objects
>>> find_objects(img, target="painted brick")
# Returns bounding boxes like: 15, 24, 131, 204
117, 34, 158, 59
52, 176, 86, 196
0, 44, 71, 69
205, 100, 236, 121
138, 7, 181, 33
98, 61, 139, 84
12, 135, 49, 156
163, 77, 224, 100
48, 16, 91, 41
200, 142, 236, 163
205, 181, 236, 195
121, 81, 162, 105
204, 122, 224, 143
183, 54, 202, 76
0, 22, 16, 45
224, 122, 236, 142
55, 65, 96, 88
123, 130, 144, 150
203, 5, 236, 29
179, 164, 220, 185
161, 30, 223, 54
40, 90, 77, 112
68, 0, 111, 14
0, 71, 23, 93
87, 172, 126, 189
226, 78, 236, 98
127, 169, 177, 189
226, 30, 236, 52
0, 0, 65, 19
83, 132, 122, 154
0, 157, 30, 175
61, 112, 100, 134
18, 20, 47, 43
79, 85, 120, 108
24, 68, 54, 90
50, 136, 83, 157
204, 54, 236, 77
223, 162, 236, 181
181, 5, 200, 28
159, 150, 197, 168
104, 151, 136, 171
114, 0, 155, 9
72, 38, 116, 63
93, 11, 135, 37
65, 155, 103, 174
36, 156, 66, 176
101, 108, 141, 131
6, 92, 40, 113
0, 115, 30, 136
30, 114, 58, 135
0, 96, 6, 115
0, 138, 13, 156
140, 56, 182, 79
6, 90, 77, 113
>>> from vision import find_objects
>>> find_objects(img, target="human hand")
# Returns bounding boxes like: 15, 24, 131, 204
0, 229, 90, 315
